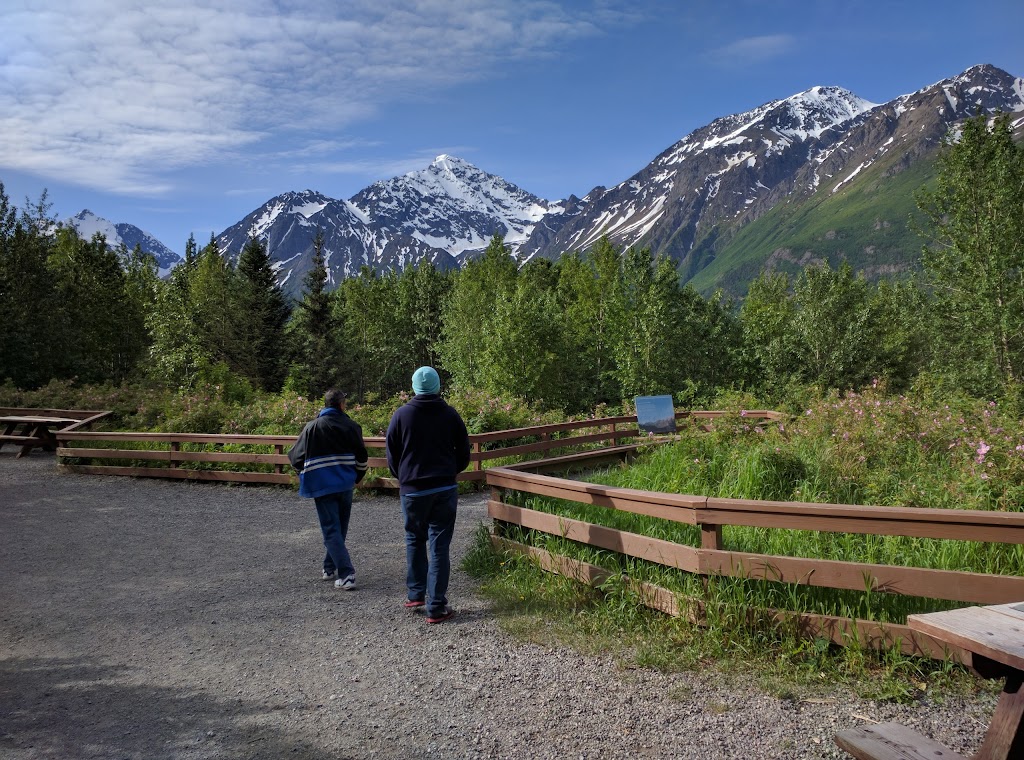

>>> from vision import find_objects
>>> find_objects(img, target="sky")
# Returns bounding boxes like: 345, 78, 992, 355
2, 0, 1023, 255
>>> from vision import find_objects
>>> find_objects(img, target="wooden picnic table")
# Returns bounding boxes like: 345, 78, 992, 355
0, 415, 80, 458
836, 601, 1024, 760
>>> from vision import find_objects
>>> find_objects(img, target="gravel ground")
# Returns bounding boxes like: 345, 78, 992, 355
0, 452, 998, 759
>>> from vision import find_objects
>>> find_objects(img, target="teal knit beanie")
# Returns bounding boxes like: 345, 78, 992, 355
412, 366, 440, 395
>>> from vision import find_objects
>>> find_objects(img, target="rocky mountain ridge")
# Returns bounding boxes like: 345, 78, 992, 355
77, 64, 1024, 297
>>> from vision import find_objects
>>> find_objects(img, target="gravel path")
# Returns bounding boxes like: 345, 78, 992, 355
1, 452, 998, 759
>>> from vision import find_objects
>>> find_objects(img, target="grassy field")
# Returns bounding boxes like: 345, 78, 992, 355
465, 385, 1023, 698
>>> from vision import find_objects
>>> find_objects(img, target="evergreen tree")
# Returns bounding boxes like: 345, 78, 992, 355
235, 237, 291, 391
0, 185, 59, 387
288, 232, 344, 397
916, 111, 1024, 394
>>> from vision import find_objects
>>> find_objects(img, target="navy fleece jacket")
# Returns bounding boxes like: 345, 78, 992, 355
385, 394, 471, 495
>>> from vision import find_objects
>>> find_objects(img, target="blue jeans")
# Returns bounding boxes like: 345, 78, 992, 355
401, 488, 457, 616
314, 490, 354, 578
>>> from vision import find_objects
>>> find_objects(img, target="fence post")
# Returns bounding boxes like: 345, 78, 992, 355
700, 521, 722, 551
170, 440, 179, 470
274, 444, 283, 475
541, 431, 551, 459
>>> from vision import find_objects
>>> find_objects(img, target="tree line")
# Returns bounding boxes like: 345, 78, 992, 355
1, 113, 1021, 409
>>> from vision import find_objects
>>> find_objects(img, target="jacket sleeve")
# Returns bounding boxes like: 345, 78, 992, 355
353, 424, 368, 484
385, 414, 399, 479
452, 411, 471, 473
288, 425, 308, 472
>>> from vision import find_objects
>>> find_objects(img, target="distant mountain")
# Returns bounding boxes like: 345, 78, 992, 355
350, 154, 560, 260
67, 210, 182, 276
212, 63, 1023, 298
215, 155, 562, 295
522, 64, 1024, 293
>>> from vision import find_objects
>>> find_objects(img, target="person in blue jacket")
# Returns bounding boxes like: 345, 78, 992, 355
289, 389, 368, 590
386, 366, 471, 623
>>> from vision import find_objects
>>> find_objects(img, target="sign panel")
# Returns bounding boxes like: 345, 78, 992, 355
635, 395, 676, 434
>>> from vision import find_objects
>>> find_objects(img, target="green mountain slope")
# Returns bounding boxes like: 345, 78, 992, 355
686, 155, 935, 297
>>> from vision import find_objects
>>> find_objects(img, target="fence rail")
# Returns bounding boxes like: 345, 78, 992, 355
55, 410, 782, 487
484, 459, 1024, 660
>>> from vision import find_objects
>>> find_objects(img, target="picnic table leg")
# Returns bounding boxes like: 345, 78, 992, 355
0, 421, 15, 451
974, 671, 1024, 760
35, 423, 59, 452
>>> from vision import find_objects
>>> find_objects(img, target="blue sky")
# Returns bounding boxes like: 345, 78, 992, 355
2, 0, 1022, 255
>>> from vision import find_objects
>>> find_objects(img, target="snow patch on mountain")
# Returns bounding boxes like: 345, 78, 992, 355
67, 209, 182, 277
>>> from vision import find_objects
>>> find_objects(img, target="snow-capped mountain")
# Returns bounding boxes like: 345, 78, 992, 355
519, 64, 1024, 275
215, 189, 459, 294
67, 210, 182, 276
216, 156, 552, 295
351, 154, 560, 258
213, 63, 1023, 297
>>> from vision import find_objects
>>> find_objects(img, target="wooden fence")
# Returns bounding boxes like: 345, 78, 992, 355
54, 410, 781, 487
485, 457, 1024, 661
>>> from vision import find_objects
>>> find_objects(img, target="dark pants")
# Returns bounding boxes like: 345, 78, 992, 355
314, 490, 354, 579
400, 487, 457, 616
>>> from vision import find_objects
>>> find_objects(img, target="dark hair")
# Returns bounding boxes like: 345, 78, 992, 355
324, 389, 347, 409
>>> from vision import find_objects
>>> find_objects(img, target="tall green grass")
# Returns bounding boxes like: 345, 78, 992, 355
466, 387, 1024, 695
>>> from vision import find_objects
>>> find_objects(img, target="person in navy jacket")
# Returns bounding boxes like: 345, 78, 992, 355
386, 367, 470, 623
289, 389, 368, 589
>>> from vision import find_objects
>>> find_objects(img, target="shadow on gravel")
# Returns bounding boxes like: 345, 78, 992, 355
0, 656, 348, 760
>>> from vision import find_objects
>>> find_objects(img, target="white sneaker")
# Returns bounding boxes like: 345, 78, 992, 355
335, 575, 356, 590
322, 570, 337, 581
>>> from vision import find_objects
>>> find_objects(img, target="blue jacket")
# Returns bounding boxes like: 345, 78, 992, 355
386, 394, 471, 496
288, 408, 368, 498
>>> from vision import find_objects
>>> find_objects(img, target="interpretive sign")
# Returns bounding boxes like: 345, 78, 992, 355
635, 395, 676, 434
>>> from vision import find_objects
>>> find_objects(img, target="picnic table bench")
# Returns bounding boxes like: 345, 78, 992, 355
836, 602, 1024, 760
0, 415, 81, 458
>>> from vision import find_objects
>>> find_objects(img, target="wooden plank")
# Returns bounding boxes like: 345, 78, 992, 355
987, 602, 1024, 623
478, 430, 623, 459
834, 722, 967, 760
169, 451, 290, 464
490, 500, 697, 573
700, 499, 1024, 544
490, 476, 701, 522
58, 465, 291, 484
699, 550, 1024, 605
488, 466, 706, 510
908, 607, 1024, 673
0, 416, 80, 424
57, 447, 170, 461
501, 444, 642, 472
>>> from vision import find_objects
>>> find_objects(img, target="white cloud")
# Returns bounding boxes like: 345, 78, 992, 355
0, 0, 612, 195
706, 34, 796, 67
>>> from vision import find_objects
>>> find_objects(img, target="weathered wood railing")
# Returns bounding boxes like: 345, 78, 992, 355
54, 410, 782, 486
485, 460, 1024, 661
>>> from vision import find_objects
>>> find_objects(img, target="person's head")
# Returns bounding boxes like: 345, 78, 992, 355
411, 366, 440, 396
324, 389, 347, 410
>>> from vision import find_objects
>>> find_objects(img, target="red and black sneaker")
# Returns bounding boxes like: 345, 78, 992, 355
426, 606, 454, 624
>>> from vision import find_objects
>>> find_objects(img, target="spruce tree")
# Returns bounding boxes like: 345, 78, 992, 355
236, 236, 291, 391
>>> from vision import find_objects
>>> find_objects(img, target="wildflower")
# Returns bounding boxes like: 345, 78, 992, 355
976, 442, 991, 464
740, 410, 748, 417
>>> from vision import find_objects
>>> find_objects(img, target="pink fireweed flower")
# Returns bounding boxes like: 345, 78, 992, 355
976, 442, 991, 463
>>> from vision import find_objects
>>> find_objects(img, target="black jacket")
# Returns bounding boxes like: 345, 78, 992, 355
385, 394, 471, 495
